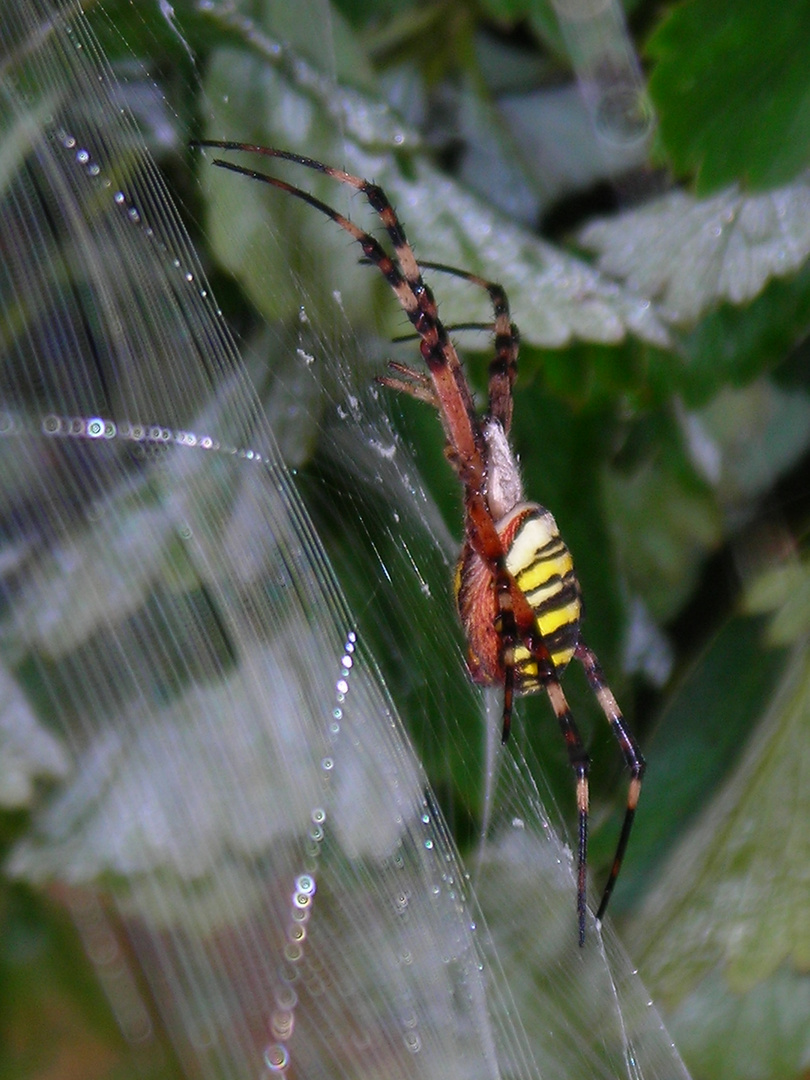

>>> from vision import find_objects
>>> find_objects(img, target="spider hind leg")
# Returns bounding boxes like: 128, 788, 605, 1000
495, 562, 591, 945
574, 641, 645, 924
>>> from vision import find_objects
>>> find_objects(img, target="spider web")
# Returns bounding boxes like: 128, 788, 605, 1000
0, 3, 689, 1078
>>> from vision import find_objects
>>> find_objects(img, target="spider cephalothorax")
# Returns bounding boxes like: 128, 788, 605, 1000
193, 141, 645, 945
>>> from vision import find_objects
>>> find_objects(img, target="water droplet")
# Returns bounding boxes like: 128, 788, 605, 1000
403, 1031, 421, 1053
295, 874, 315, 896
264, 1042, 289, 1072
271, 1009, 294, 1039
283, 942, 303, 963
275, 985, 297, 1010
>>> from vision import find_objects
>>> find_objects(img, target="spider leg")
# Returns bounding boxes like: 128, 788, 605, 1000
383, 361, 431, 385
376, 361, 439, 406
544, 672, 590, 947
418, 261, 519, 435
492, 569, 518, 743
392, 322, 495, 342
194, 142, 488, 490
492, 557, 590, 945
574, 641, 645, 924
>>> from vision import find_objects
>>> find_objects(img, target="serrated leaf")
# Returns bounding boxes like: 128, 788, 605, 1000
647, 0, 810, 192
579, 177, 810, 325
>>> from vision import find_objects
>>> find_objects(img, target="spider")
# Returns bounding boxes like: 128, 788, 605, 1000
193, 141, 645, 945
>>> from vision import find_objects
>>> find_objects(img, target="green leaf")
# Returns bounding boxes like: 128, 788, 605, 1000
745, 555, 810, 646
0, 666, 69, 809
689, 381, 810, 513
603, 420, 722, 623
664, 964, 810, 1080
630, 631, 810, 1077
647, 0, 810, 192
579, 177, 810, 326
614, 615, 787, 912
681, 258, 810, 404
628, 584, 810, 1074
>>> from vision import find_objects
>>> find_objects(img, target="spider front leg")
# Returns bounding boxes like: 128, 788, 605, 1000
413, 262, 519, 435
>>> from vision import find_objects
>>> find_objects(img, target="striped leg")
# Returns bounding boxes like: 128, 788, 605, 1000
544, 674, 590, 947
193, 142, 489, 494
492, 567, 519, 744
414, 262, 519, 435
495, 563, 591, 946
574, 642, 645, 923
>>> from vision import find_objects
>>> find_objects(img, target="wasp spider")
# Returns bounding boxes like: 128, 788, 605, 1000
194, 141, 645, 944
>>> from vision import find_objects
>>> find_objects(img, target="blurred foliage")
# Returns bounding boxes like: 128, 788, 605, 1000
4, 0, 810, 1079
647, 0, 810, 192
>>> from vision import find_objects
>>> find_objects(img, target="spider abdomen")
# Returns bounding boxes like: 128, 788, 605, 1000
456, 503, 582, 691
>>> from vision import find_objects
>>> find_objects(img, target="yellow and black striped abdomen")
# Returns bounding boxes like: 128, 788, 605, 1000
504, 504, 581, 688
455, 501, 582, 693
